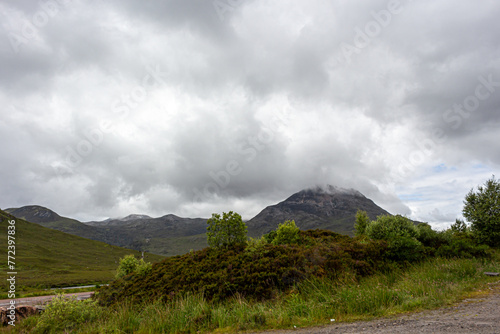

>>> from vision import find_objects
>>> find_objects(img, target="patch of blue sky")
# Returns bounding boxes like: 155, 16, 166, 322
431, 163, 458, 173
472, 163, 488, 170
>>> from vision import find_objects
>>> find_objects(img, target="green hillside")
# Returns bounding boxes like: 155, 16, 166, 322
0, 209, 164, 291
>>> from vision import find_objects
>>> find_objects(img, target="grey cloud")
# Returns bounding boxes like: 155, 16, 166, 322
1, 0, 499, 226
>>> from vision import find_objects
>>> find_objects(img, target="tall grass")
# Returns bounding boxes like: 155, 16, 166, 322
12, 253, 500, 334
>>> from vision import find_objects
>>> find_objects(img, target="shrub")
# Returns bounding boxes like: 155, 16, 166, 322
136, 259, 153, 277
436, 238, 490, 258
116, 255, 139, 279
463, 176, 500, 247
207, 211, 248, 249
354, 210, 370, 236
366, 214, 419, 240
366, 215, 423, 262
416, 223, 450, 249
33, 294, 103, 333
272, 220, 300, 245
263, 230, 277, 243
246, 236, 268, 254
116, 255, 152, 278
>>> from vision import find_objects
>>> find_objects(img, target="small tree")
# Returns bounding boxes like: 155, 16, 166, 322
116, 255, 139, 278
272, 220, 300, 245
116, 255, 152, 278
206, 211, 248, 249
463, 176, 500, 247
354, 210, 371, 236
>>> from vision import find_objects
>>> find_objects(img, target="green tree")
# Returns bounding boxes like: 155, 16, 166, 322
206, 211, 248, 249
463, 176, 500, 247
116, 255, 152, 278
354, 210, 371, 236
450, 219, 469, 234
272, 220, 300, 245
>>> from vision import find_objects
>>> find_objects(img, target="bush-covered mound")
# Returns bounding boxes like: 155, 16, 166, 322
96, 230, 387, 306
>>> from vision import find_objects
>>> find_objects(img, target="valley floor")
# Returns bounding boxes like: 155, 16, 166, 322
249, 282, 500, 334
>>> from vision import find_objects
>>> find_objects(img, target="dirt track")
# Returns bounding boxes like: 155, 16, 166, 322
251, 282, 500, 334
0, 292, 94, 308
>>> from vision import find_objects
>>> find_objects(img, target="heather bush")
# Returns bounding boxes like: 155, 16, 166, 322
97, 231, 387, 306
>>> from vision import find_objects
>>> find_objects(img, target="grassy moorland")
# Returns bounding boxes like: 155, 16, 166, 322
0, 209, 164, 296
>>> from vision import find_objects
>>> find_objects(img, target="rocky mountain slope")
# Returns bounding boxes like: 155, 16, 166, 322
246, 185, 390, 237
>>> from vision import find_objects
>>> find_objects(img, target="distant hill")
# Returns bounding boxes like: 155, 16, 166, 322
5, 205, 109, 241
0, 208, 164, 290
6, 206, 209, 257
246, 185, 390, 237
85, 214, 209, 256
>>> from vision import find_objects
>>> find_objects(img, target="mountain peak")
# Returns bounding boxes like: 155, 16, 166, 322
119, 214, 152, 221
306, 184, 365, 198
247, 185, 389, 237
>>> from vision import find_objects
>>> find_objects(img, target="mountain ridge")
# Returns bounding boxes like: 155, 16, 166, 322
5, 185, 392, 256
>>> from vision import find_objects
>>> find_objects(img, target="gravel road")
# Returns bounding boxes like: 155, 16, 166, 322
0, 292, 94, 308
250, 282, 500, 334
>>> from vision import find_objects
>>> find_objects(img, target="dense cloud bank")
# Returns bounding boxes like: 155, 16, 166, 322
1, 0, 498, 227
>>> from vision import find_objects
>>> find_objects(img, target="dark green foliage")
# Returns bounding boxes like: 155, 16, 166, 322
463, 176, 500, 247
450, 219, 469, 234
436, 238, 490, 258
366, 214, 423, 262
263, 230, 277, 243
354, 210, 370, 236
97, 230, 388, 306
416, 223, 450, 249
272, 220, 300, 245
207, 211, 248, 249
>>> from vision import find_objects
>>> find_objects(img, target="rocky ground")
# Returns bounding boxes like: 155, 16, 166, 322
251, 282, 500, 334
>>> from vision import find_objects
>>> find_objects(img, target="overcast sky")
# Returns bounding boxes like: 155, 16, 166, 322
1, 0, 499, 228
